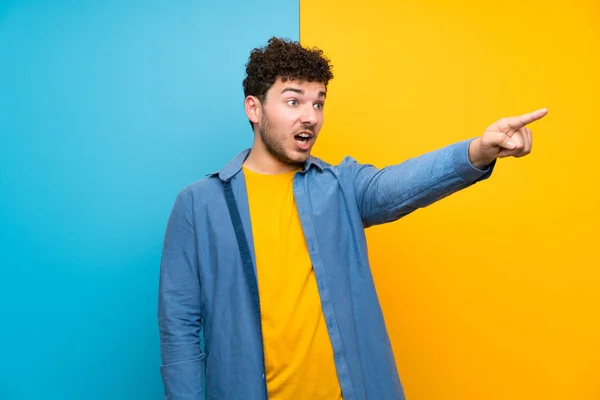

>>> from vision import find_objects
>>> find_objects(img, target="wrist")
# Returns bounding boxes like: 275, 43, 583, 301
468, 137, 495, 169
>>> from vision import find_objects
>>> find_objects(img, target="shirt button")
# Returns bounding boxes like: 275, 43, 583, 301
262, 374, 265, 379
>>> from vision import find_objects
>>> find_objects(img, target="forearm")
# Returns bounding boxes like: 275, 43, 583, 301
159, 313, 204, 399
159, 255, 205, 399
352, 138, 494, 227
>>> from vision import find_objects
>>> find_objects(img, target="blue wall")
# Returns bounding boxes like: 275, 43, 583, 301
0, 1, 298, 398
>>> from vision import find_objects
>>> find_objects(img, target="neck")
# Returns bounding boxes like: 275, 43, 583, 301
243, 147, 300, 175
243, 132, 303, 174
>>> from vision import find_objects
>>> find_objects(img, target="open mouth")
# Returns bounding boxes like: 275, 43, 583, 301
295, 135, 310, 145
294, 131, 313, 148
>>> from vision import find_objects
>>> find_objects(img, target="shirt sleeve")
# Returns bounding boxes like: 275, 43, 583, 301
158, 187, 205, 399
346, 138, 495, 228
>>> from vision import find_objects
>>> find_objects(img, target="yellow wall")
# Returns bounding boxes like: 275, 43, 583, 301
300, 1, 600, 399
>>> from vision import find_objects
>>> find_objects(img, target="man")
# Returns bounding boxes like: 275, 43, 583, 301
158, 37, 547, 399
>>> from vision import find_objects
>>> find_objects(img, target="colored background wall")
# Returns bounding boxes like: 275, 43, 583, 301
0, 1, 297, 398
300, 0, 599, 399
2, 0, 598, 399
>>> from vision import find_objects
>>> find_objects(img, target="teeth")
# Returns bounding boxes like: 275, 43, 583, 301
295, 132, 311, 146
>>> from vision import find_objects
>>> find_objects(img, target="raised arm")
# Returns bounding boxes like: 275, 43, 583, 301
349, 138, 493, 227
350, 108, 548, 228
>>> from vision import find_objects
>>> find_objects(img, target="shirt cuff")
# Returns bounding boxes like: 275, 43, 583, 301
452, 138, 496, 182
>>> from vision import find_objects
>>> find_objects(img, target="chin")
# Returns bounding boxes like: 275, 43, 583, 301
289, 151, 311, 163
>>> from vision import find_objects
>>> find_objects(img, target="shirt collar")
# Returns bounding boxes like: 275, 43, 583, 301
207, 148, 325, 181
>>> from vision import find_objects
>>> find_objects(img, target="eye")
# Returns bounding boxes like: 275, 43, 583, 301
314, 102, 325, 110
287, 99, 298, 107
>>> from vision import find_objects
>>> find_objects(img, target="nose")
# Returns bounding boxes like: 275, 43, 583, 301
300, 104, 318, 126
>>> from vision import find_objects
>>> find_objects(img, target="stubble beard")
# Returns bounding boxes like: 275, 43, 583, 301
259, 112, 305, 167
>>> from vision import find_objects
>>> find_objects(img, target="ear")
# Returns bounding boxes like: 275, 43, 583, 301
244, 96, 262, 125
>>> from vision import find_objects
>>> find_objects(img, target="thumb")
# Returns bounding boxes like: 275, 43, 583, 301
484, 130, 516, 150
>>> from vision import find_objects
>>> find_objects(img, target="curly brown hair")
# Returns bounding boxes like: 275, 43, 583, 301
243, 36, 334, 106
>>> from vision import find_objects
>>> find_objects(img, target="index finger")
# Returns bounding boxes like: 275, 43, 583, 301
503, 108, 548, 130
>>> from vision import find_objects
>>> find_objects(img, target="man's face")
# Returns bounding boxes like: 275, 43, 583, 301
255, 78, 326, 165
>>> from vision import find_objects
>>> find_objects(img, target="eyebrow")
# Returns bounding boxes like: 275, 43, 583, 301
281, 87, 327, 98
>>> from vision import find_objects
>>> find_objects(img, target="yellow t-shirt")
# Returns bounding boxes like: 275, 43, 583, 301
243, 166, 343, 400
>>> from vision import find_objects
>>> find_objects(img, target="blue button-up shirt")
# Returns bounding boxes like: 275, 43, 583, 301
158, 138, 494, 399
